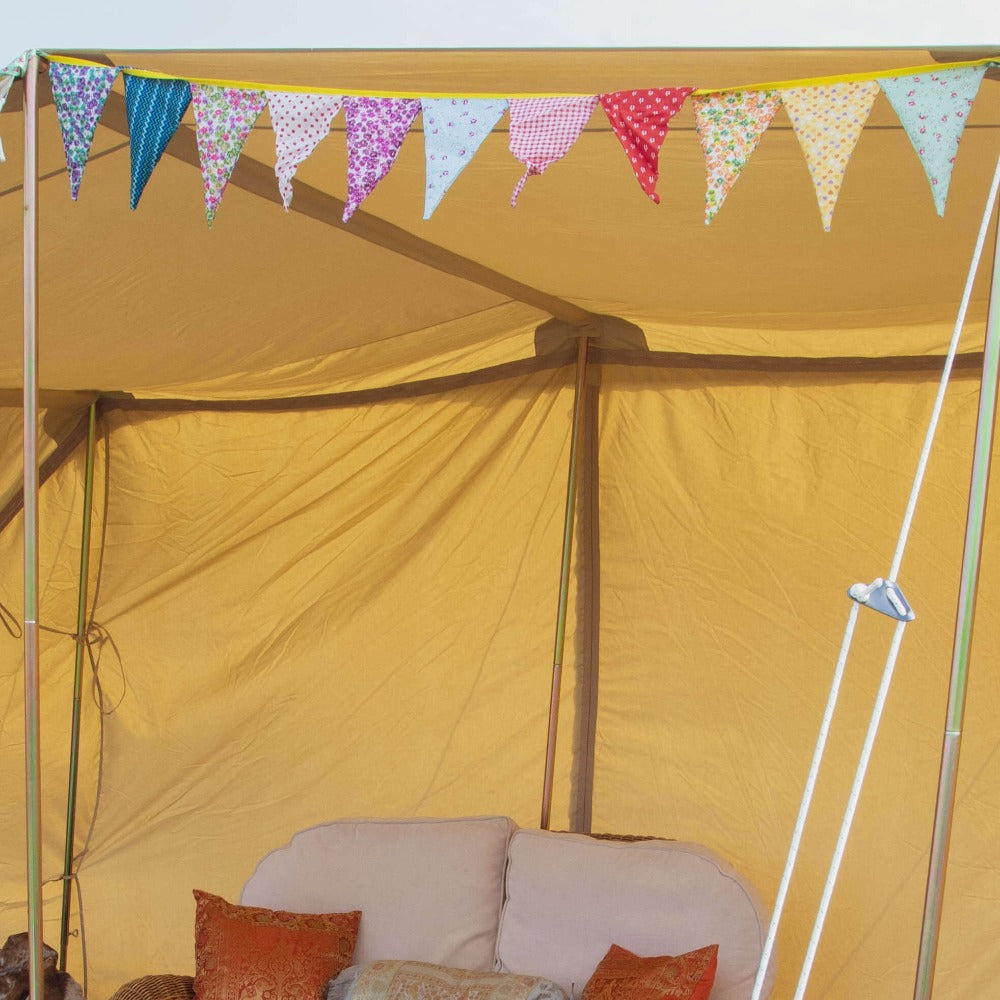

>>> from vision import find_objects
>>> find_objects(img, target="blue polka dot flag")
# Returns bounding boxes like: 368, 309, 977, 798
124, 74, 192, 210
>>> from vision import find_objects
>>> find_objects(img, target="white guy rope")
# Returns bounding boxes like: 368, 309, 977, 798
756, 150, 1000, 1000
749, 602, 861, 1000
890, 152, 1000, 582
792, 620, 908, 1000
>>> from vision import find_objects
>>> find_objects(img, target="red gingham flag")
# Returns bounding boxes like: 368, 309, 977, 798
508, 96, 599, 205
600, 87, 693, 203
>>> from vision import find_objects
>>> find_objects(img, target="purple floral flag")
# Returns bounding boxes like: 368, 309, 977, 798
191, 84, 267, 226
49, 62, 120, 199
343, 96, 421, 222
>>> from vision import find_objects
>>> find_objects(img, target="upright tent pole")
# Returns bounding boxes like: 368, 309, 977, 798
22, 50, 46, 1000
59, 402, 98, 970
541, 332, 590, 830
912, 183, 1000, 1000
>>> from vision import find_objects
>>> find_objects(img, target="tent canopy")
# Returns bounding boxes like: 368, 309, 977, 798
0, 45, 999, 1000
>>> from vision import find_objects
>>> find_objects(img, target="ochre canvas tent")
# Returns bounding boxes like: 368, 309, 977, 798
1, 46, 999, 1000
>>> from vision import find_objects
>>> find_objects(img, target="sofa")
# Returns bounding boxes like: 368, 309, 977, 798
113, 816, 775, 1000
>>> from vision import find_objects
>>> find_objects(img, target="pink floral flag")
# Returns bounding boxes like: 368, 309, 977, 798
508, 96, 599, 206
599, 88, 693, 204
878, 67, 986, 217
343, 96, 421, 222
266, 91, 344, 210
190, 83, 267, 227
692, 89, 782, 224
781, 81, 879, 231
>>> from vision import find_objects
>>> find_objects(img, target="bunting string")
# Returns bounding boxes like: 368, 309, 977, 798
0, 50, 995, 227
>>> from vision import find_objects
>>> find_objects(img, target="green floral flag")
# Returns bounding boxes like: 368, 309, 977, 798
191, 84, 267, 226
692, 89, 781, 225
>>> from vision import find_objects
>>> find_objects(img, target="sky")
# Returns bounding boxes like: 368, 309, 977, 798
3, 0, 998, 60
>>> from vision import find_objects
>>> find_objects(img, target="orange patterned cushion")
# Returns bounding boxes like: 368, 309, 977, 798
193, 890, 360, 1000
581, 944, 718, 1000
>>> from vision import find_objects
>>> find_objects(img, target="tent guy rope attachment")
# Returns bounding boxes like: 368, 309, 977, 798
751, 144, 1000, 1000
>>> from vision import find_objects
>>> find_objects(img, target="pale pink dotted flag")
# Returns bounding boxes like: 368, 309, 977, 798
599, 88, 693, 204
508, 96, 599, 206
266, 91, 344, 210
781, 81, 880, 231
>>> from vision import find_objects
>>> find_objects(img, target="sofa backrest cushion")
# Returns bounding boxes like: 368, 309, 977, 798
495, 831, 774, 1000
241, 816, 515, 971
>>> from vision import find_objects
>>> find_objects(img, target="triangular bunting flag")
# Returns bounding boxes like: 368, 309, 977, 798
692, 89, 781, 224
508, 96, 599, 206
124, 74, 192, 210
782, 81, 879, 231
878, 66, 987, 217
49, 62, 120, 200
2, 51, 31, 78
0, 74, 13, 163
342, 96, 421, 222
599, 88, 693, 204
191, 84, 267, 226
421, 97, 507, 219
266, 91, 344, 210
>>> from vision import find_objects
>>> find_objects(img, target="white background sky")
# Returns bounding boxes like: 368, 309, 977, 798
3, 0, 998, 61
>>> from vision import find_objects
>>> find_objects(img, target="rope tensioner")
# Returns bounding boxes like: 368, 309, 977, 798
847, 577, 915, 622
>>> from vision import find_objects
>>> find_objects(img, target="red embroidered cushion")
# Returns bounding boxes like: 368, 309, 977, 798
193, 889, 360, 1000
581, 943, 718, 1000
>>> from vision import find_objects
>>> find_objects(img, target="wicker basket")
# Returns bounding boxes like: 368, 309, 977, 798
108, 974, 195, 1000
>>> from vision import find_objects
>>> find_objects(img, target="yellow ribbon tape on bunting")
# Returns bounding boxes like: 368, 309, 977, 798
693, 57, 1000, 95
41, 52, 1000, 102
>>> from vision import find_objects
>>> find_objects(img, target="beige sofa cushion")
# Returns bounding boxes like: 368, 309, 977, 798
241, 816, 515, 971
495, 830, 774, 1000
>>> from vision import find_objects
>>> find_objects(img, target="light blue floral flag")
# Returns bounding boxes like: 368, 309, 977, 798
420, 97, 507, 219
878, 66, 987, 217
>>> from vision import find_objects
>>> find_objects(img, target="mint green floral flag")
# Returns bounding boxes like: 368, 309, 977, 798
878, 67, 986, 217
0, 74, 13, 162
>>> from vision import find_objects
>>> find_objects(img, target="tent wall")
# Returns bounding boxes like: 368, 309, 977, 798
2, 355, 999, 999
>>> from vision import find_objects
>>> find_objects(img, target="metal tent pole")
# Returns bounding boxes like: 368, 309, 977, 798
541, 332, 591, 830
58, 402, 98, 970
22, 50, 45, 1000
912, 191, 1000, 1000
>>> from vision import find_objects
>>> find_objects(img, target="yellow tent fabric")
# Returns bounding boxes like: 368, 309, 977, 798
0, 46, 998, 1000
